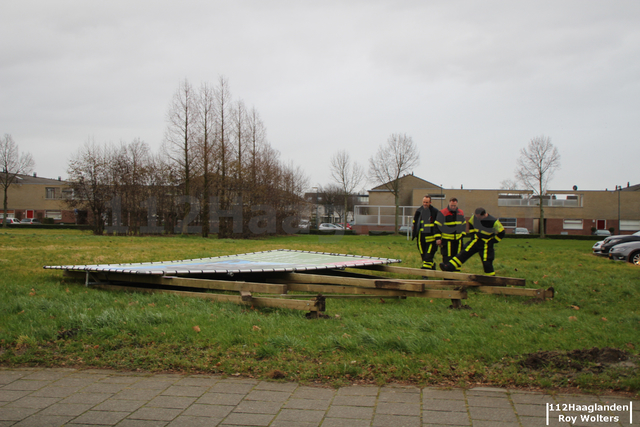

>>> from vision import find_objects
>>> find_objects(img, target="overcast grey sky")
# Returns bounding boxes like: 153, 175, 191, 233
2, 0, 639, 193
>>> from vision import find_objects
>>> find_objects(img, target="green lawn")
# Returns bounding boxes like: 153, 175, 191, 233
1, 229, 638, 395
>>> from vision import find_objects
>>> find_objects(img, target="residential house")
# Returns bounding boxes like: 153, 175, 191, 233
1, 174, 75, 223
354, 175, 640, 235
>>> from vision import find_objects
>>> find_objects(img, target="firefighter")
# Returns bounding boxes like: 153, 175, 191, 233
440, 207, 505, 276
435, 197, 466, 271
412, 195, 441, 270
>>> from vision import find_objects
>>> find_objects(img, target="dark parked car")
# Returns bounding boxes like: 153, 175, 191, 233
599, 231, 640, 255
608, 241, 640, 265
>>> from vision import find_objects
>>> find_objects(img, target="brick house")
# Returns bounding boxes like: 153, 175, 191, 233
1, 174, 75, 223
356, 175, 640, 235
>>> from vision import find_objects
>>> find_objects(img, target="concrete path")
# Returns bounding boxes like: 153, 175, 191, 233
0, 367, 636, 426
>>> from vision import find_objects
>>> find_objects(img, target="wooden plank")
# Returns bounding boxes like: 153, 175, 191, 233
274, 294, 406, 299
286, 283, 466, 299
80, 272, 287, 294
240, 291, 252, 301
469, 275, 526, 287
384, 280, 479, 289
92, 284, 323, 311
275, 272, 424, 292
476, 286, 554, 299
363, 265, 525, 287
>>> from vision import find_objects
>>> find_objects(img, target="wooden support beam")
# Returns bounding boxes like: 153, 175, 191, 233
385, 280, 479, 289
476, 286, 554, 299
73, 271, 287, 294
240, 291, 252, 301
275, 272, 425, 292
92, 284, 324, 311
363, 264, 525, 287
286, 283, 466, 299
273, 294, 406, 299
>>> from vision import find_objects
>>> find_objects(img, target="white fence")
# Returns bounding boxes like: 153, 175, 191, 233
497, 198, 581, 207
354, 205, 416, 227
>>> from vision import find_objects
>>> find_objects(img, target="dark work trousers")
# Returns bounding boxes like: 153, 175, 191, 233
440, 239, 463, 271
418, 234, 438, 270
450, 237, 497, 276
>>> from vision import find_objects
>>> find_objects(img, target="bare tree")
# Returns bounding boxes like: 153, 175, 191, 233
516, 135, 561, 238
110, 139, 152, 234
500, 179, 519, 191
214, 76, 234, 238
232, 100, 248, 185
247, 107, 266, 193
0, 134, 35, 227
66, 139, 112, 235
368, 133, 419, 233
195, 82, 217, 238
330, 150, 364, 223
321, 183, 345, 223
163, 79, 198, 234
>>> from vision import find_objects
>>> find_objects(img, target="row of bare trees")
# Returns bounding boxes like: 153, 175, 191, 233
66, 78, 308, 237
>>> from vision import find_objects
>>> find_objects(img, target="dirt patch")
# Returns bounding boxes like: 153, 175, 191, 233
521, 347, 630, 372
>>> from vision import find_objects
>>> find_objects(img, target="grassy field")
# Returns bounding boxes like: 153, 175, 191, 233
0, 228, 638, 395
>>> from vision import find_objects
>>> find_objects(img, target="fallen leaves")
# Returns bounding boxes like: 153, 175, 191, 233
193, 325, 201, 333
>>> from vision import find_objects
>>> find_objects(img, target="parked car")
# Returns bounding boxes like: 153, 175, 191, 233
592, 229, 611, 236
3, 218, 20, 224
599, 231, 640, 255
514, 227, 530, 234
318, 223, 343, 230
592, 240, 606, 255
608, 241, 640, 265
337, 222, 352, 230
19, 218, 41, 225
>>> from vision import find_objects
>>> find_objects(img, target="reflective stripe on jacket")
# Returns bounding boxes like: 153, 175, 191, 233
436, 207, 466, 240
468, 214, 505, 242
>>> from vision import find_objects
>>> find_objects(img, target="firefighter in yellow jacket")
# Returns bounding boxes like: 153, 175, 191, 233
435, 197, 466, 271
440, 207, 505, 276
412, 195, 441, 270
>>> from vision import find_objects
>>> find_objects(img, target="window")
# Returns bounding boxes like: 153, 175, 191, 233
563, 219, 583, 230
45, 210, 62, 220
499, 218, 517, 228
45, 187, 59, 199
620, 220, 640, 231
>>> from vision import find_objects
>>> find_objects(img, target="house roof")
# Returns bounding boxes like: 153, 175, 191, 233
370, 174, 441, 192
621, 183, 640, 191
13, 174, 68, 185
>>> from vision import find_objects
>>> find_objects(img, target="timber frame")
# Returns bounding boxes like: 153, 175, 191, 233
63, 263, 552, 317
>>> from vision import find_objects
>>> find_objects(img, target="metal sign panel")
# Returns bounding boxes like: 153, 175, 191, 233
43, 249, 401, 276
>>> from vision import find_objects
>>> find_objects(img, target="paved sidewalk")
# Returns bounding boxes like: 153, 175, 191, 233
0, 368, 636, 427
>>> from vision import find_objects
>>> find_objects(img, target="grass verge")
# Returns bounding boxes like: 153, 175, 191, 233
0, 229, 638, 395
